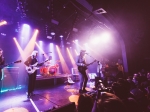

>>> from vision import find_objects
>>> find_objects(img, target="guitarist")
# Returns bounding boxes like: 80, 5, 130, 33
0, 48, 5, 92
76, 50, 88, 93
24, 50, 39, 98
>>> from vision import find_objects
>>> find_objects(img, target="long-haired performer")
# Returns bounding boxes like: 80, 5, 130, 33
0, 48, 5, 93
76, 50, 88, 93
24, 50, 38, 98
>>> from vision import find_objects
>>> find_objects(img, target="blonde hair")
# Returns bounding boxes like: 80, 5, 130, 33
31, 50, 38, 56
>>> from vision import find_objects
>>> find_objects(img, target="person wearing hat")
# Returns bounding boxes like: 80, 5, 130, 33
0, 48, 5, 93
76, 50, 88, 93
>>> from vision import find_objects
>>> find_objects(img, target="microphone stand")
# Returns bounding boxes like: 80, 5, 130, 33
86, 53, 102, 81
86, 53, 99, 62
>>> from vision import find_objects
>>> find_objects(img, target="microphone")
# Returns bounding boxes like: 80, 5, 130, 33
85, 53, 88, 54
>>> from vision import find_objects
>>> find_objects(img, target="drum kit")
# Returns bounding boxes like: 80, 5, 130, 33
40, 60, 60, 77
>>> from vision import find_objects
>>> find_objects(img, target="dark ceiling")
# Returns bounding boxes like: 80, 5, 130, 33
0, 0, 150, 42
0, 0, 150, 71
0, 0, 150, 51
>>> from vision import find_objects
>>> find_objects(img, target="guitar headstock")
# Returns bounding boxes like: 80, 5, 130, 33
45, 59, 50, 62
14, 60, 22, 63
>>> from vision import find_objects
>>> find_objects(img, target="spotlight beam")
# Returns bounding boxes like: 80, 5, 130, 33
13, 37, 25, 60
0, 20, 7, 26
67, 48, 77, 68
35, 42, 48, 59
24, 29, 39, 58
56, 45, 70, 74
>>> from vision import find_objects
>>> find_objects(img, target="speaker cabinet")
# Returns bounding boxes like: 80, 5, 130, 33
1, 67, 19, 91
71, 68, 79, 81
46, 102, 76, 112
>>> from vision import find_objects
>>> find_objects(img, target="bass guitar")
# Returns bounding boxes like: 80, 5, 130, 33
78, 60, 96, 72
26, 59, 49, 74
0, 60, 22, 69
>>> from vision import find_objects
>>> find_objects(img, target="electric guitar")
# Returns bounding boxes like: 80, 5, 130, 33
0, 60, 22, 69
78, 60, 97, 72
26, 59, 49, 74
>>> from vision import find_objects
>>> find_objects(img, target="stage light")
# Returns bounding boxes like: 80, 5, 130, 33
66, 42, 70, 44
75, 39, 78, 42
51, 19, 59, 25
91, 37, 100, 44
60, 35, 63, 38
47, 36, 53, 39
20, 24, 30, 41
23, 24, 29, 28
101, 32, 111, 38
0, 20, 7, 26
73, 28, 78, 32
1, 33, 6, 36
101, 32, 111, 43
60, 36, 64, 48
93, 8, 107, 14
48, 43, 55, 64
50, 31, 55, 35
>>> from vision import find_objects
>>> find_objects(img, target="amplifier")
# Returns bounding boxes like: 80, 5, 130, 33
1, 67, 19, 92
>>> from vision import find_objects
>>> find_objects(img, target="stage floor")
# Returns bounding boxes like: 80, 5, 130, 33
0, 80, 94, 112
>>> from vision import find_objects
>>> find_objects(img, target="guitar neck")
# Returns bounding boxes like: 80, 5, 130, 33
86, 60, 96, 67
35, 59, 49, 67
0, 60, 21, 68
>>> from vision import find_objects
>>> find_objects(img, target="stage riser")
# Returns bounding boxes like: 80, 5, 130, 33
35, 77, 67, 88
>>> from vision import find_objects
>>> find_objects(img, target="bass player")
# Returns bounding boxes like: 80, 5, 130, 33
24, 50, 39, 98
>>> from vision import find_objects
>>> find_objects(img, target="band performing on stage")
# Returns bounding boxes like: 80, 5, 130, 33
0, 48, 125, 97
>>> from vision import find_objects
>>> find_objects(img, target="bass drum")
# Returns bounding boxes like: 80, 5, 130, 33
48, 66, 57, 75
40, 67, 49, 76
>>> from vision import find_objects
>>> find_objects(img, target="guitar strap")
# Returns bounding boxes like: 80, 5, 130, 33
24, 56, 38, 67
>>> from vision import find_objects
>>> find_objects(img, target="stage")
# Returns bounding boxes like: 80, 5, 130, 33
35, 74, 76, 88
0, 75, 94, 112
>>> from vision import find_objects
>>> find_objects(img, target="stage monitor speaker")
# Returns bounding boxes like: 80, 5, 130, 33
46, 102, 76, 112
1, 67, 19, 91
